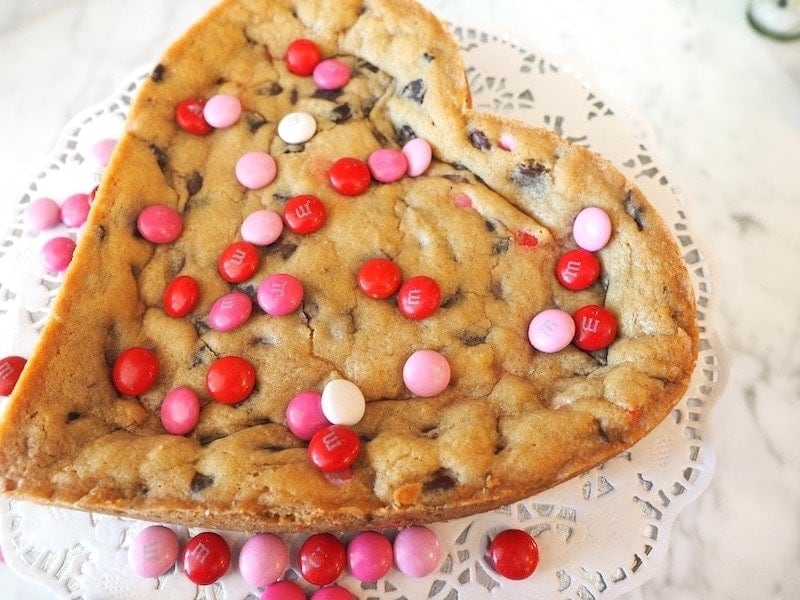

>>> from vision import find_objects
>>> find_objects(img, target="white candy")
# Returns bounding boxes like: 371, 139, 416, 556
320, 379, 365, 426
277, 111, 317, 145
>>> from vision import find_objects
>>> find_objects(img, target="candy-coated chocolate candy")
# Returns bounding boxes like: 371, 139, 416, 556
528, 309, 575, 353
137, 204, 182, 244
347, 530, 393, 583
402, 349, 451, 397
182, 531, 230, 585
313, 58, 351, 90
203, 93, 242, 128
393, 526, 442, 577
0, 356, 26, 396
128, 525, 180, 578
402, 137, 432, 177
241, 209, 284, 246
217, 241, 260, 283
573, 206, 612, 251
556, 248, 601, 291
260, 580, 306, 600
367, 148, 408, 183
488, 528, 539, 580
236, 151, 277, 190
257, 273, 304, 316
452, 193, 472, 208
40, 236, 76, 272
498, 133, 517, 151
89, 138, 117, 166
311, 585, 357, 600
239, 533, 289, 588
208, 291, 253, 331
308, 424, 361, 473
25, 197, 61, 231
285, 391, 329, 441
516, 230, 539, 248
299, 532, 347, 586
320, 379, 365, 426
160, 386, 200, 435
357, 257, 402, 299
278, 111, 317, 144
206, 355, 256, 404
329, 157, 371, 196
112, 347, 159, 396
60, 193, 91, 228
572, 304, 618, 351
285, 38, 322, 76
175, 98, 213, 135
163, 274, 200, 318
283, 194, 326, 235
397, 275, 441, 320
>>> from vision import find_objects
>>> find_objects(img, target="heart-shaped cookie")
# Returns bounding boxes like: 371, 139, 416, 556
0, 0, 697, 533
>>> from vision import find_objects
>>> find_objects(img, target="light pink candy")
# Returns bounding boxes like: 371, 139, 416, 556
61, 193, 91, 228
137, 204, 182, 244
236, 151, 277, 190
402, 138, 432, 177
239, 533, 289, 588
128, 525, 180, 578
41, 236, 76, 272
241, 210, 284, 246
160, 386, 200, 435
368, 148, 408, 183
573, 206, 612, 251
257, 273, 303, 316
402, 349, 451, 397
260, 581, 305, 600
311, 586, 357, 600
90, 138, 117, 166
203, 93, 242, 128
285, 391, 329, 441
498, 133, 517, 151
393, 526, 442, 578
348, 531, 393, 583
313, 58, 351, 90
208, 291, 253, 331
25, 197, 61, 231
528, 308, 575, 353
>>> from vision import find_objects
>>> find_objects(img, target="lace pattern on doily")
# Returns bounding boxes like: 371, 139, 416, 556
0, 27, 726, 600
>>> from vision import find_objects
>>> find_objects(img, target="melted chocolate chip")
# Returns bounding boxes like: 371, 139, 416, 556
245, 112, 268, 133
250, 335, 276, 347
97, 225, 106, 242
331, 103, 353, 123
441, 288, 464, 308
492, 238, 510, 255
260, 444, 288, 452
151, 64, 166, 83
457, 331, 487, 346
265, 242, 298, 260
169, 254, 186, 277
422, 52, 435, 63
66, 411, 82, 423
359, 60, 379, 73
289, 88, 299, 105
272, 192, 291, 204
199, 434, 224, 446
190, 473, 214, 493
150, 144, 169, 173
624, 192, 646, 230
401, 79, 426, 103
489, 280, 504, 300
258, 82, 283, 96
423, 468, 457, 492
395, 124, 416, 146
511, 160, 548, 188
484, 220, 496, 233
442, 173, 470, 184
468, 129, 491, 151
192, 317, 211, 335
420, 424, 439, 439
187, 172, 203, 196
313, 88, 343, 101
235, 283, 257, 300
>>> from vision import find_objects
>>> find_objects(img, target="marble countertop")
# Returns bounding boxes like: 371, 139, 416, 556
1, 1, 798, 598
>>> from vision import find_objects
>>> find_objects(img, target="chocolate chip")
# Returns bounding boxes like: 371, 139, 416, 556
441, 288, 464, 308
258, 82, 283, 96
312, 88, 343, 101
492, 238, 510, 255
624, 191, 646, 230
442, 173, 470, 184
151, 64, 166, 83
260, 444, 288, 452
422, 52, 435, 63
401, 79, 426, 103
331, 103, 353, 123
169, 253, 186, 277
457, 331, 487, 346
590, 349, 609, 366
191, 317, 211, 335
289, 88, 299, 105
511, 160, 548, 188
199, 434, 224, 446
150, 144, 169, 173
272, 192, 291, 204
484, 220, 496, 233
468, 129, 491, 151
187, 172, 203, 196
66, 411, 82, 423
395, 124, 416, 146
245, 112, 268, 133
489, 280, 504, 300
97, 225, 106, 242
190, 473, 214, 493
265, 242, 298, 260
423, 468, 457, 492
250, 335, 276, 347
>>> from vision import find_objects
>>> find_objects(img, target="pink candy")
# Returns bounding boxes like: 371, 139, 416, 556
573, 206, 612, 251
393, 525, 443, 577
368, 148, 408, 183
236, 151, 277, 190
239, 533, 289, 588
261, 581, 305, 600
348, 530, 393, 582
208, 291, 253, 331
128, 525, 180, 578
60, 193, 91, 228
137, 204, 182, 244
25, 197, 61, 231
257, 273, 304, 316
402, 138, 432, 177
402, 349, 451, 397
203, 93, 242, 128
311, 586, 357, 600
528, 308, 575, 353
285, 391, 329, 441
498, 133, 517, 151
313, 58, 351, 90
41, 236, 76, 272
160, 386, 200, 435
241, 209, 284, 246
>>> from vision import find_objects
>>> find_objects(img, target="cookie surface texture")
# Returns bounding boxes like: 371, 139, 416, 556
0, 0, 698, 532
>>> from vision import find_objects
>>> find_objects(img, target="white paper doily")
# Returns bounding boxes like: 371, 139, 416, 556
0, 26, 726, 600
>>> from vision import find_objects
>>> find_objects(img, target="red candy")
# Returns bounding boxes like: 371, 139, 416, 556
0, 356, 26, 396
572, 304, 618, 351
556, 248, 601, 291
329, 157, 371, 196
397, 275, 441, 320
357, 257, 402, 299
112, 347, 158, 396
175, 98, 214, 136
283, 194, 326, 234
285, 38, 322, 76
516, 230, 539, 248
217, 241, 260, 283
163, 274, 200, 318
182, 531, 231, 585
206, 355, 256, 404
488, 528, 539, 580
299, 532, 347, 586
308, 424, 361, 473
